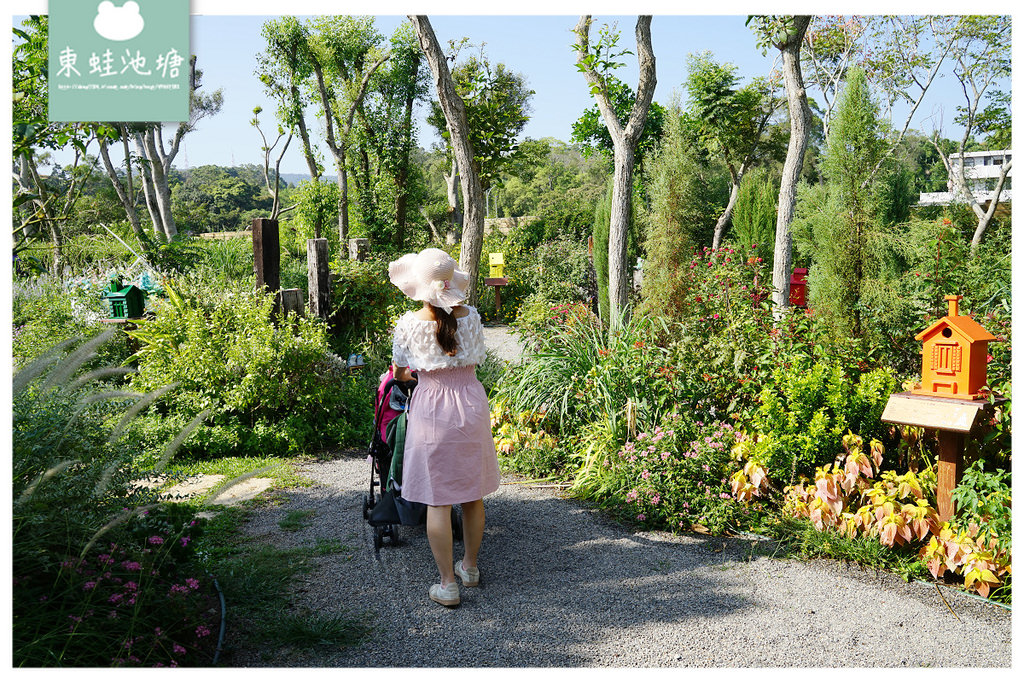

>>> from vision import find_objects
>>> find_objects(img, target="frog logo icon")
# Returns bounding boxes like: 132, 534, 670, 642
93, 1, 145, 42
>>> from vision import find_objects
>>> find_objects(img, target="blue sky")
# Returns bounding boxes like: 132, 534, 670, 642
12, 8, 1012, 175
187, 14, 783, 175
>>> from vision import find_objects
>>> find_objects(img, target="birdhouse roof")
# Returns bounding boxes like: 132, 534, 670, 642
915, 315, 998, 343
105, 284, 146, 299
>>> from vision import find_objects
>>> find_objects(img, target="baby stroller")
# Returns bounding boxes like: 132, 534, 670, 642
363, 368, 463, 551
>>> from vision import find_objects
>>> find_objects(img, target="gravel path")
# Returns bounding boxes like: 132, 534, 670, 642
222, 453, 1011, 668
481, 323, 526, 364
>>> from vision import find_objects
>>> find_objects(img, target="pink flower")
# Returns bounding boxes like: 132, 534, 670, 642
147, 536, 164, 546
185, 578, 200, 590
196, 625, 212, 638
121, 561, 142, 572
173, 644, 187, 655
651, 494, 661, 505
82, 581, 97, 591
637, 514, 647, 521
641, 470, 651, 480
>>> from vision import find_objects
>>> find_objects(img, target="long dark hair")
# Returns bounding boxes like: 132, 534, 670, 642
430, 304, 459, 356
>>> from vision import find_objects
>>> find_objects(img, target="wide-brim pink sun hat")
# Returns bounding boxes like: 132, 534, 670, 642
388, 247, 470, 312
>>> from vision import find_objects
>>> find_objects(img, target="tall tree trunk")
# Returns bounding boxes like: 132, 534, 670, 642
410, 15, 486, 305
608, 147, 637, 319
97, 136, 147, 244
574, 15, 656, 328
143, 130, 177, 240
394, 54, 420, 249
22, 153, 64, 273
133, 131, 164, 238
293, 84, 320, 181
771, 16, 812, 318
443, 157, 462, 243
712, 167, 744, 250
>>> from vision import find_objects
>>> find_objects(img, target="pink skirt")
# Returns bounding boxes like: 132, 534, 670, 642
400, 366, 500, 506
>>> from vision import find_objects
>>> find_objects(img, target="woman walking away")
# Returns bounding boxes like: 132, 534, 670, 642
388, 248, 501, 607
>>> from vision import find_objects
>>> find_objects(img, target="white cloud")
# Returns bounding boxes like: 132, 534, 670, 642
93, 1, 145, 42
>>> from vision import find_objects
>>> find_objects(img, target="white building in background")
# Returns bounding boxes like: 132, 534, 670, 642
918, 149, 1012, 207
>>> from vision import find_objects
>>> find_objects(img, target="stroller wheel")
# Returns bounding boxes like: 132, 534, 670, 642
373, 526, 384, 551
362, 494, 371, 520
451, 506, 464, 542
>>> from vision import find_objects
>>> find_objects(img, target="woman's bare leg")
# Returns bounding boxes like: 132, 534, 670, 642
460, 498, 485, 569
426, 504, 455, 585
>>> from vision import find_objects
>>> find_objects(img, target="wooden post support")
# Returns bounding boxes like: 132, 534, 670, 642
277, 288, 304, 318
484, 277, 509, 319
307, 238, 330, 319
252, 218, 280, 293
936, 430, 965, 523
348, 238, 369, 262
881, 391, 995, 524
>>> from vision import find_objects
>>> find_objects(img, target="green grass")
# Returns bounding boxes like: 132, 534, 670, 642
766, 515, 930, 583
196, 505, 369, 656
190, 469, 371, 658
279, 509, 317, 532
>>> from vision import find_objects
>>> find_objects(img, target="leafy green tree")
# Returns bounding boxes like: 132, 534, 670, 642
747, 15, 812, 318
571, 75, 665, 171
573, 16, 657, 328
795, 68, 907, 340
731, 166, 778, 269
306, 15, 390, 246
257, 16, 321, 182
639, 104, 729, 320
684, 51, 785, 249
12, 16, 93, 271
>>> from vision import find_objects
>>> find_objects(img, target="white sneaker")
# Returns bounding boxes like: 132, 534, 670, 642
429, 581, 460, 607
455, 560, 480, 587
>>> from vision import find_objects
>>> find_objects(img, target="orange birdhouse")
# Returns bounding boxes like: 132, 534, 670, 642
912, 295, 997, 400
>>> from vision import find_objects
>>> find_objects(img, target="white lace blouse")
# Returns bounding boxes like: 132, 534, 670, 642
391, 306, 488, 371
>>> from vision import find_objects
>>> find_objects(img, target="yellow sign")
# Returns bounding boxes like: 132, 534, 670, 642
489, 252, 504, 279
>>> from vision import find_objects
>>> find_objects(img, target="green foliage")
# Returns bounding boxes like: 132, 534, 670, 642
731, 167, 777, 268
952, 459, 1011, 553
860, 215, 1011, 381
592, 179, 612, 322
427, 50, 534, 192
328, 255, 410, 353
797, 67, 904, 340
749, 359, 899, 486
524, 237, 593, 307
127, 279, 370, 456
496, 310, 678, 444
12, 337, 218, 666
639, 107, 730, 319
172, 165, 273, 234
12, 274, 132, 370
571, 76, 666, 168
291, 179, 341, 254
601, 415, 750, 534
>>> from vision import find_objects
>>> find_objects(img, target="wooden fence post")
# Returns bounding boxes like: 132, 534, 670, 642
278, 288, 304, 318
252, 218, 280, 293
347, 238, 369, 262
307, 238, 331, 319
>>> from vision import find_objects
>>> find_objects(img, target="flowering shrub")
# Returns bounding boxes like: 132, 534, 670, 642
490, 400, 564, 478
14, 506, 219, 667
599, 413, 748, 534
664, 244, 776, 418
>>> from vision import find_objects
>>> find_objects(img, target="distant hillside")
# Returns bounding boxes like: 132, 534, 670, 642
279, 173, 337, 186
